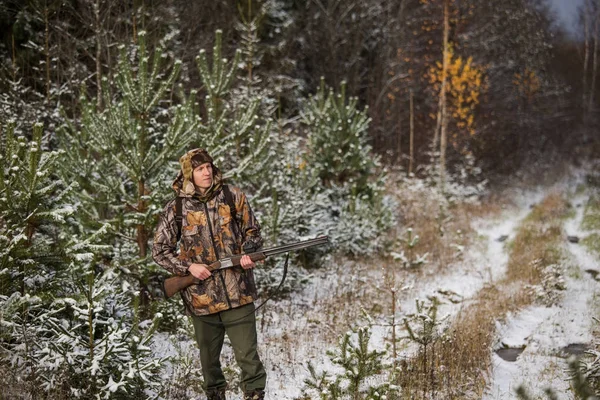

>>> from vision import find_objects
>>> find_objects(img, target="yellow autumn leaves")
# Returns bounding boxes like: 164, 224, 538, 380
428, 47, 486, 136
428, 47, 541, 141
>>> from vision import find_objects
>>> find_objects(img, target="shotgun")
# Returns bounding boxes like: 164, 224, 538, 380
163, 236, 329, 298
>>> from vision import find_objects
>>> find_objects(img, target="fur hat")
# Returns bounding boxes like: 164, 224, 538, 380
172, 148, 222, 198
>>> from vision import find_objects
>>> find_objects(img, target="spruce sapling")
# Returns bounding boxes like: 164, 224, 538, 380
302, 319, 399, 400
403, 297, 448, 398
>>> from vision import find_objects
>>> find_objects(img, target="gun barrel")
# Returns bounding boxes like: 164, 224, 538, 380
262, 236, 329, 257
163, 236, 329, 298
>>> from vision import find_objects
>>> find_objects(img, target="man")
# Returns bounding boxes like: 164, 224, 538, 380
152, 148, 266, 400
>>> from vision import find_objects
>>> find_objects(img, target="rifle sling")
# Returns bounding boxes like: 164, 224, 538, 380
175, 196, 183, 243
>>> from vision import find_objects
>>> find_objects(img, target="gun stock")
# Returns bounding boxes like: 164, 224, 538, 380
163, 274, 198, 299
162, 236, 328, 299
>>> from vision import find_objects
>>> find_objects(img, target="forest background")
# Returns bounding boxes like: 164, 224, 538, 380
0, 0, 599, 399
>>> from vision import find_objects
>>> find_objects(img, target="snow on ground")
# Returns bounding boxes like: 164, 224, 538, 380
472, 186, 546, 283
483, 190, 600, 400
151, 176, 595, 400
258, 188, 543, 399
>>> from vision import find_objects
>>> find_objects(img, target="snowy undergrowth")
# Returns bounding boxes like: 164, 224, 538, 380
147, 172, 495, 399
253, 175, 526, 399
149, 173, 591, 400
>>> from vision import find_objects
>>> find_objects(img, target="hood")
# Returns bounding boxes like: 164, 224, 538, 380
172, 148, 223, 202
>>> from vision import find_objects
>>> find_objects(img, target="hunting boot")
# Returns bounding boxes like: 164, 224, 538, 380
243, 389, 265, 400
205, 387, 226, 400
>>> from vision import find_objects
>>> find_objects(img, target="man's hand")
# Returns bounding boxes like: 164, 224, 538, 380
240, 255, 256, 269
188, 263, 211, 280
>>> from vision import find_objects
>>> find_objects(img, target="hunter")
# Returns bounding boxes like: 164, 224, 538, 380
152, 148, 267, 400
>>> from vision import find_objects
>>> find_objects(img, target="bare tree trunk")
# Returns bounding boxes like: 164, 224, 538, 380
409, 88, 415, 176
583, 4, 590, 118
391, 288, 397, 371
105, 1, 113, 100
397, 106, 402, 166
439, 0, 450, 190
132, 0, 138, 43
247, 0, 254, 83
589, 6, 599, 113
433, 0, 449, 148
44, 2, 50, 102
95, 0, 103, 109
11, 33, 16, 82
87, 273, 95, 361
137, 179, 147, 258
433, 92, 442, 148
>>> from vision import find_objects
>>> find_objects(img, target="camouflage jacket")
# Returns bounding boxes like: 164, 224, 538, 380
152, 186, 263, 316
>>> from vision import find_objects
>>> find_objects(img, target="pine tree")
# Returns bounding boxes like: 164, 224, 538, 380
57, 30, 199, 280
302, 324, 398, 400
0, 122, 165, 399
195, 29, 272, 188
0, 122, 72, 296
303, 78, 377, 197
402, 297, 449, 398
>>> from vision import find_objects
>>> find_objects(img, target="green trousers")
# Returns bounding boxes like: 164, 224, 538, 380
191, 303, 267, 392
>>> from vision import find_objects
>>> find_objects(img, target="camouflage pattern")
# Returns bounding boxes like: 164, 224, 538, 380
152, 149, 263, 316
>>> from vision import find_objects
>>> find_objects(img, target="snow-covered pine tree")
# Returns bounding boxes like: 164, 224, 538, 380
299, 78, 394, 255
0, 122, 72, 296
36, 267, 165, 399
58, 30, 199, 281
0, 121, 73, 395
195, 29, 272, 188
43, 31, 200, 397
390, 227, 429, 269
303, 78, 377, 197
402, 297, 449, 397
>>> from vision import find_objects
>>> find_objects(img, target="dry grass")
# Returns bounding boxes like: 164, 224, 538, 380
506, 192, 569, 285
582, 194, 600, 231
392, 181, 504, 272
395, 192, 570, 399
263, 180, 570, 399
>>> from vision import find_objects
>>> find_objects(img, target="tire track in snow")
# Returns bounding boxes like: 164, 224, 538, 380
483, 191, 600, 399
262, 189, 546, 399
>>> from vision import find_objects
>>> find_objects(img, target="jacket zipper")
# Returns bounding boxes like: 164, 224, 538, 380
203, 201, 232, 309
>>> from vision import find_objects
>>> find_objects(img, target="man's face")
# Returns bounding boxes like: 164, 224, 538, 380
193, 162, 213, 190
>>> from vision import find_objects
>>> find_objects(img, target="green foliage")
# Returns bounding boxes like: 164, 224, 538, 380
0, 122, 73, 295
400, 297, 448, 398
195, 30, 272, 188
390, 228, 429, 269
403, 297, 447, 348
57, 30, 198, 278
303, 78, 377, 198
0, 268, 166, 399
302, 324, 399, 400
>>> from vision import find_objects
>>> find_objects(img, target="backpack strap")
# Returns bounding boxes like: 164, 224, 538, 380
175, 196, 183, 243
222, 185, 239, 229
